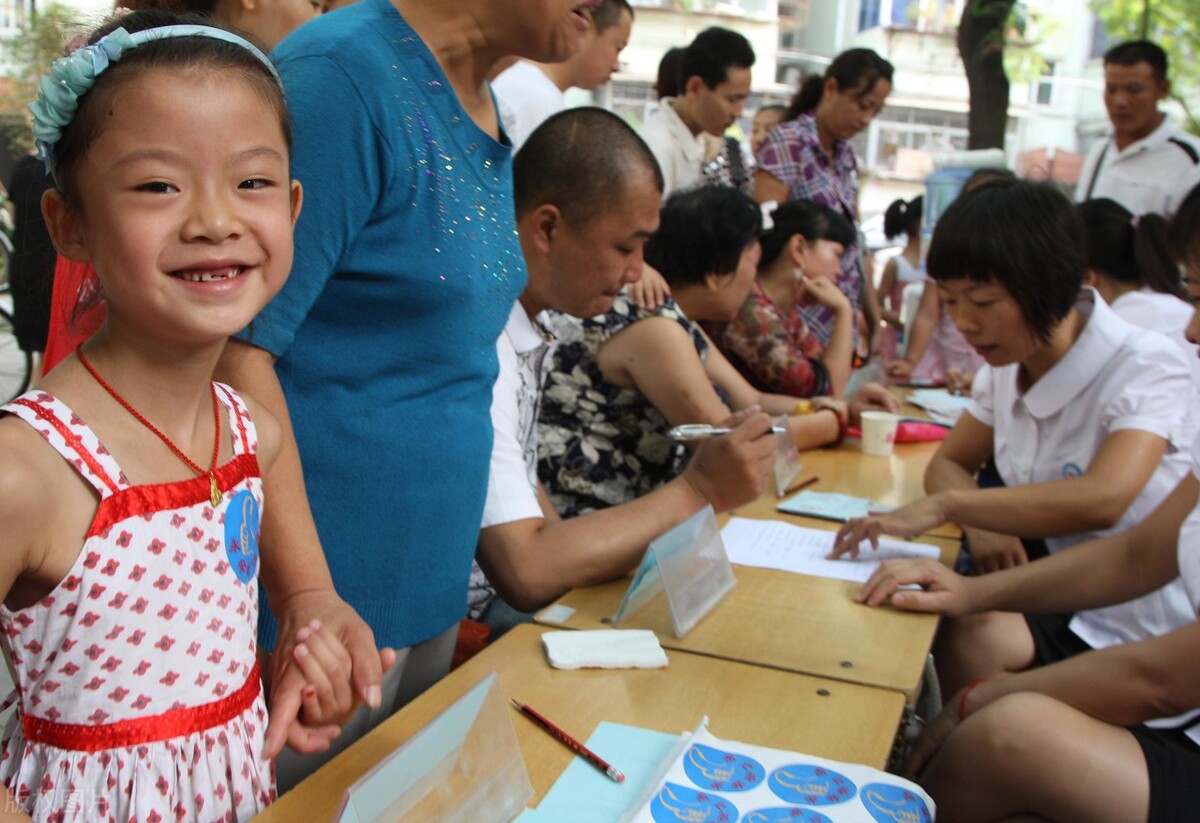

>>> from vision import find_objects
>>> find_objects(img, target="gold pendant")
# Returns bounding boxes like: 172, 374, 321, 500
209, 474, 223, 508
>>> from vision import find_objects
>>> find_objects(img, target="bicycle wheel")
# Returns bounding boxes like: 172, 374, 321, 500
0, 305, 33, 403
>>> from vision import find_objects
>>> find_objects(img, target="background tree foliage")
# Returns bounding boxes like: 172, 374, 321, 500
0, 1, 83, 156
1091, 0, 1200, 134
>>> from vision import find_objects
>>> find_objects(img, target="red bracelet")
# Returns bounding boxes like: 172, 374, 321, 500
958, 678, 986, 721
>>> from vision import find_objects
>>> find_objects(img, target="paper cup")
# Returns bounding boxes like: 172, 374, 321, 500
860, 411, 900, 457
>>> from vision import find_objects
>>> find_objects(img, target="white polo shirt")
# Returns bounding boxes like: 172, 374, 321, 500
468, 301, 558, 619
968, 288, 1196, 650
1075, 116, 1200, 216
1111, 287, 1200, 390
639, 98, 706, 200
492, 61, 565, 151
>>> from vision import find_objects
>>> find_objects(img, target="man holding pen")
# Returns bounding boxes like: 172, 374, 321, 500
469, 108, 777, 631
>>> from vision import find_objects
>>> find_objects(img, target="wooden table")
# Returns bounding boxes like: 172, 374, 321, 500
538, 556, 950, 701
253, 625, 906, 821
758, 433, 961, 542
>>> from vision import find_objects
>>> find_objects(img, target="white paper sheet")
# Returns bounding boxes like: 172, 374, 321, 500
720, 518, 941, 584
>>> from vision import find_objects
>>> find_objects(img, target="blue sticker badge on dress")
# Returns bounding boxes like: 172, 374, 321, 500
767, 765, 857, 806
860, 783, 933, 823
651, 782, 738, 822
684, 744, 766, 792
742, 807, 833, 822
223, 489, 260, 584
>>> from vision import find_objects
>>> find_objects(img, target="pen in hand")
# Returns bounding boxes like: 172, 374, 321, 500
669, 423, 789, 442
512, 699, 625, 783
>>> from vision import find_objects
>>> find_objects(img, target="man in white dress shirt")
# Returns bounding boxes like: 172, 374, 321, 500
1075, 40, 1200, 216
639, 27, 755, 199
468, 108, 777, 632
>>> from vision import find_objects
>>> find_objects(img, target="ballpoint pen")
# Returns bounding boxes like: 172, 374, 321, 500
669, 423, 789, 442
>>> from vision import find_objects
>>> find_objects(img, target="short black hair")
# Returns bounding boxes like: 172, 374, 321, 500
926, 180, 1084, 343
1077, 198, 1179, 295
1104, 40, 1169, 82
760, 199, 856, 268
514, 107, 663, 226
681, 27, 755, 91
592, 0, 632, 33
1168, 182, 1200, 271
645, 186, 761, 287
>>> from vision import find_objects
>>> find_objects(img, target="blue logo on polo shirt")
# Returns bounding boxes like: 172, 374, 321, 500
223, 489, 260, 584
1062, 462, 1083, 478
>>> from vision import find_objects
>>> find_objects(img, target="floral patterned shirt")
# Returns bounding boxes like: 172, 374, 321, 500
757, 113, 863, 349
537, 295, 705, 517
716, 283, 830, 398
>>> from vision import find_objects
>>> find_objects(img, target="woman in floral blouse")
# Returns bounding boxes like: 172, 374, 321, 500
715, 199, 858, 398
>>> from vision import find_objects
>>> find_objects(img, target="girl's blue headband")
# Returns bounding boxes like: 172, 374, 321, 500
29, 24, 282, 182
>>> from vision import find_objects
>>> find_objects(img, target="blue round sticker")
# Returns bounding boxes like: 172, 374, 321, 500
683, 744, 766, 792
223, 489, 260, 584
650, 782, 738, 823
767, 765, 856, 806
860, 783, 932, 823
741, 807, 833, 823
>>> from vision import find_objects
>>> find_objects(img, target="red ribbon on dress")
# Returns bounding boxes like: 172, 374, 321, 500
22, 662, 261, 752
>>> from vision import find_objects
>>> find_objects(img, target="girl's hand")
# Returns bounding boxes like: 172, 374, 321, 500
800, 276, 851, 311
829, 495, 948, 558
945, 368, 974, 396
625, 264, 671, 309
884, 359, 913, 380
855, 556, 973, 615
293, 620, 364, 728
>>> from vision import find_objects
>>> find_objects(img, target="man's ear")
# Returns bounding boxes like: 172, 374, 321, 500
684, 74, 705, 98
529, 204, 563, 255
41, 189, 91, 263
1082, 267, 1099, 287
1158, 77, 1171, 100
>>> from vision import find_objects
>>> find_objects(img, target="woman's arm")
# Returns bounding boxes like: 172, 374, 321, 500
858, 471, 1195, 614
598, 318, 839, 451
802, 278, 854, 397
836, 425, 1173, 555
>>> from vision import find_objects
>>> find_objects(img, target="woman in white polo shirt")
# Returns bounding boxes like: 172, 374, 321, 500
836, 181, 1200, 823
833, 180, 1196, 690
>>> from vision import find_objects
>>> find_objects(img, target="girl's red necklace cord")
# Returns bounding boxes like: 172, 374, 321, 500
75, 346, 223, 507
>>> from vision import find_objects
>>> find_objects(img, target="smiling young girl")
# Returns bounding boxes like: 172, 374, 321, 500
832, 180, 1196, 699
0, 13, 355, 821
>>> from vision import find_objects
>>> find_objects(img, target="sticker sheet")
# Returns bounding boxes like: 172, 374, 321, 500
629, 722, 934, 823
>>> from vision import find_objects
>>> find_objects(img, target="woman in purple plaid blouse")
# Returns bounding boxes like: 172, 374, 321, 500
753, 49, 893, 358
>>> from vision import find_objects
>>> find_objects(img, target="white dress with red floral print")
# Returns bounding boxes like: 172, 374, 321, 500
0, 385, 273, 823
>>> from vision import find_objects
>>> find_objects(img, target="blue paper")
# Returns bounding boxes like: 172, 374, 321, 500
776, 491, 894, 522
520, 722, 680, 822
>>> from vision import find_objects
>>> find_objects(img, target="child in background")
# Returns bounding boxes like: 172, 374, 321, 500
875, 195, 924, 362
749, 104, 785, 157
715, 199, 858, 398
1078, 197, 1200, 386
0, 13, 355, 820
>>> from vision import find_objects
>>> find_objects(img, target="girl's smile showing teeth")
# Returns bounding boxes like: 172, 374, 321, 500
173, 265, 247, 283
